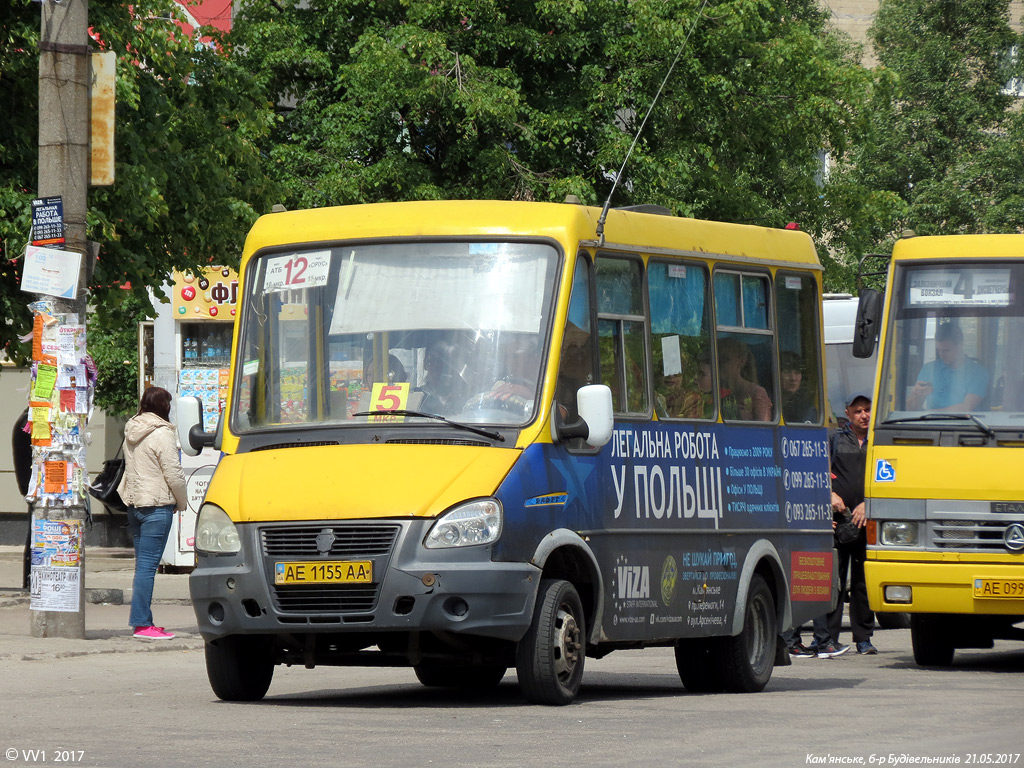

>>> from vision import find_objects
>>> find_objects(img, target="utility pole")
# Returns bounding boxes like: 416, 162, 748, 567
30, 0, 91, 639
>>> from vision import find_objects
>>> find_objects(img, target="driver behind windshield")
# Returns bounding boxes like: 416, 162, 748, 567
906, 322, 989, 412
465, 334, 540, 414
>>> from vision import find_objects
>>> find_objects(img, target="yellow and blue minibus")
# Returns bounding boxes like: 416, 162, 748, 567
854, 234, 1024, 666
178, 200, 835, 704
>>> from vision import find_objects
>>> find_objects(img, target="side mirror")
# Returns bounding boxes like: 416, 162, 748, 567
853, 288, 882, 359
555, 384, 614, 447
177, 396, 215, 456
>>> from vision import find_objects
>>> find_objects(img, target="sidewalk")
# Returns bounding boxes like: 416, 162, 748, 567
0, 545, 202, 660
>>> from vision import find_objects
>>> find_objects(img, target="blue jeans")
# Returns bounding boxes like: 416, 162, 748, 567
128, 505, 174, 628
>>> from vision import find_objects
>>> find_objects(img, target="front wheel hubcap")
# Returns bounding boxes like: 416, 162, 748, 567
553, 605, 581, 682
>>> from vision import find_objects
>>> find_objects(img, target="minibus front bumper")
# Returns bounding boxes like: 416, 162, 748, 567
189, 519, 541, 643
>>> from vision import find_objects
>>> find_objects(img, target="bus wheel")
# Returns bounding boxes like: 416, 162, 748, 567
516, 579, 586, 706
910, 614, 955, 666
718, 574, 777, 693
414, 663, 507, 689
205, 635, 275, 702
675, 638, 726, 693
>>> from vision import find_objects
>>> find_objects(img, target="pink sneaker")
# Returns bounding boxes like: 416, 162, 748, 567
133, 626, 175, 640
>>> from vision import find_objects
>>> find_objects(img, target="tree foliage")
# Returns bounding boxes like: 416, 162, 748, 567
824, 0, 1024, 291
9, 0, 1022, 405
0, 1, 41, 361
233, 0, 873, 232
0, 0, 278, 413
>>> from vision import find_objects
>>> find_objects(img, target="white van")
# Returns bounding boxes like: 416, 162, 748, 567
823, 294, 878, 425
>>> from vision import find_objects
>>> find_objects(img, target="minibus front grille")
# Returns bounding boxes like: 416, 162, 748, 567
260, 524, 399, 557
260, 523, 402, 616
271, 585, 378, 614
931, 520, 1014, 551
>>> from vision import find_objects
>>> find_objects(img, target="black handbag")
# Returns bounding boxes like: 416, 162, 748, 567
88, 444, 127, 513
834, 519, 861, 547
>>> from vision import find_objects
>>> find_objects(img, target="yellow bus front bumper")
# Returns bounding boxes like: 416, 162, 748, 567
865, 555, 1024, 615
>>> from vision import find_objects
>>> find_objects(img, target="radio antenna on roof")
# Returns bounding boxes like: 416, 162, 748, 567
595, 0, 710, 245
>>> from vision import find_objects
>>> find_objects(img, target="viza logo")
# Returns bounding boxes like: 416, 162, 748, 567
617, 564, 650, 599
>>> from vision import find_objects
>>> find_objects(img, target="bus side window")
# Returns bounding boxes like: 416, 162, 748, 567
556, 256, 597, 448
776, 272, 822, 424
714, 271, 777, 422
648, 260, 714, 420
596, 255, 648, 415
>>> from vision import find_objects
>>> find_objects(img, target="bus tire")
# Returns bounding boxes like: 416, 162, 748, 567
675, 638, 726, 693
718, 574, 777, 693
515, 579, 586, 706
414, 662, 507, 689
205, 635, 275, 702
910, 614, 955, 667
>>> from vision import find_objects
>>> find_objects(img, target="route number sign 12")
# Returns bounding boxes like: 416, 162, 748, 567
263, 251, 331, 293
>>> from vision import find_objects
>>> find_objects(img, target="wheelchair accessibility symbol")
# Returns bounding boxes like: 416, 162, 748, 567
875, 459, 896, 483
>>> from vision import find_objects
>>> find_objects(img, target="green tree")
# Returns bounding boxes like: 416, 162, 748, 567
0, 1, 41, 361
825, 0, 1023, 285
233, 0, 872, 231
0, 0, 278, 413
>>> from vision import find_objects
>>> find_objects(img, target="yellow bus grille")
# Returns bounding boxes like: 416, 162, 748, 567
933, 520, 1014, 551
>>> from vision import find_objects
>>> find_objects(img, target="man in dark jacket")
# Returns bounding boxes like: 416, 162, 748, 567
827, 394, 877, 655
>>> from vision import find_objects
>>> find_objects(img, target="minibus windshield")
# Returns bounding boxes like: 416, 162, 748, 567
876, 261, 1024, 430
232, 240, 559, 432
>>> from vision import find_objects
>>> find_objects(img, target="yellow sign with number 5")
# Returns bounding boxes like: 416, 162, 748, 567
369, 383, 409, 421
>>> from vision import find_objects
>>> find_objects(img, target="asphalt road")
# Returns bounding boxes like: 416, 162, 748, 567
1, 626, 1022, 768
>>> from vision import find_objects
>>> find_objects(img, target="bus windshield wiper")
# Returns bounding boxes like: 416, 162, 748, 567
351, 410, 506, 442
882, 413, 995, 439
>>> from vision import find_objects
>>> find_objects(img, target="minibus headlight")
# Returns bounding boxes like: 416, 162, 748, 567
880, 521, 918, 547
425, 499, 502, 549
195, 503, 241, 554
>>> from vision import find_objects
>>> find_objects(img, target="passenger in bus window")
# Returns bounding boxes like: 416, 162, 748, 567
906, 323, 989, 412
717, 337, 772, 422
657, 352, 714, 420
780, 351, 817, 423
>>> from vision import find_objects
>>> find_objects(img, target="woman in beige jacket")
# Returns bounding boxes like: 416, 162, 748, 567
116, 387, 187, 640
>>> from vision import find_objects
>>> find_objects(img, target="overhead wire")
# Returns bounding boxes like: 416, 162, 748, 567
595, 0, 711, 244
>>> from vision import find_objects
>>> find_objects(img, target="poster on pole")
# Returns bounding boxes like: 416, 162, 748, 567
31, 196, 64, 246
20, 245, 82, 299
29, 518, 83, 613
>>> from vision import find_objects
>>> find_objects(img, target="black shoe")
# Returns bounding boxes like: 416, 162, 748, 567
789, 642, 815, 658
857, 641, 878, 655
816, 640, 850, 658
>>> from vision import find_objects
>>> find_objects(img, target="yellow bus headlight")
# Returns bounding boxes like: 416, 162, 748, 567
880, 521, 919, 547
425, 499, 502, 549
195, 503, 241, 554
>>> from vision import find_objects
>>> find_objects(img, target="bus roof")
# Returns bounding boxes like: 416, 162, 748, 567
892, 233, 1024, 261
244, 200, 820, 268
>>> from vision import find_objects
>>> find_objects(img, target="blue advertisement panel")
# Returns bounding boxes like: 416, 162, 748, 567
494, 422, 832, 642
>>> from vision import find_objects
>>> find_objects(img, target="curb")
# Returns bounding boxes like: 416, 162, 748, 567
0, 634, 206, 662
